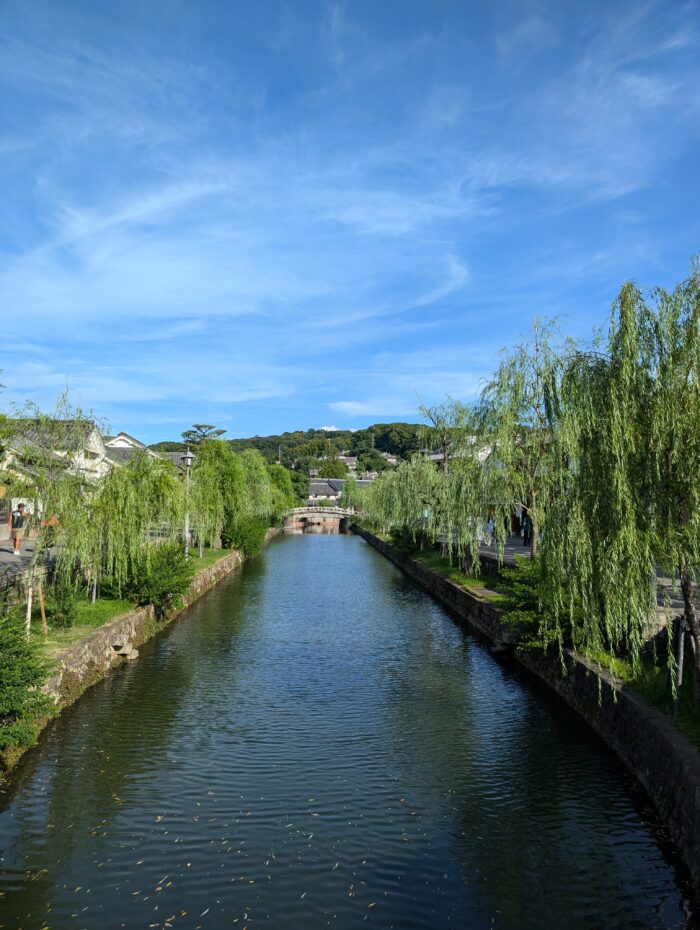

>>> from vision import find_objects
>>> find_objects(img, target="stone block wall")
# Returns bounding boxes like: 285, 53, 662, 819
45, 550, 244, 710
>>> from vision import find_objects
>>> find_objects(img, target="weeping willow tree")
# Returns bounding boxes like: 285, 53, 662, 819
59, 452, 185, 598
419, 398, 469, 476
364, 404, 498, 572
238, 448, 274, 520
364, 455, 441, 538
189, 451, 225, 556
1, 403, 101, 626
339, 476, 364, 511
539, 286, 656, 671
650, 266, 700, 694
478, 318, 569, 558
266, 463, 296, 517
444, 432, 512, 574
540, 271, 700, 689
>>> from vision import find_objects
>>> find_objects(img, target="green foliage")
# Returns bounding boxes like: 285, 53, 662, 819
63, 452, 184, 597
266, 463, 297, 515
239, 448, 274, 518
339, 476, 364, 510
358, 423, 422, 458
498, 557, 552, 646
222, 515, 268, 557
318, 457, 348, 478
540, 269, 700, 681
190, 446, 225, 550
46, 579, 78, 629
478, 318, 570, 559
388, 524, 431, 554
181, 424, 227, 445
123, 542, 195, 618
289, 468, 310, 504
357, 451, 391, 473
226, 423, 423, 466
0, 605, 52, 749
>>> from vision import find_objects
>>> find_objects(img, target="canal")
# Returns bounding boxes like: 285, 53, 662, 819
0, 533, 695, 929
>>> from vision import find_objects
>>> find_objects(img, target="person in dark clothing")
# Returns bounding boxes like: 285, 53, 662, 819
9, 503, 29, 555
522, 512, 532, 548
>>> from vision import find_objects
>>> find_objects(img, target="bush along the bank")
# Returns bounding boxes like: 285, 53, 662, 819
222, 515, 268, 557
0, 604, 53, 752
498, 557, 557, 649
46, 580, 78, 629
122, 542, 196, 619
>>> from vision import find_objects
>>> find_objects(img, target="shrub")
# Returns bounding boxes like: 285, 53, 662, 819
389, 525, 431, 555
498, 556, 550, 646
124, 542, 195, 618
0, 605, 52, 749
221, 515, 268, 557
46, 580, 78, 628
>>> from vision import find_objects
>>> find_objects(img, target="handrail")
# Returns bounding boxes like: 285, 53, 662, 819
286, 507, 357, 516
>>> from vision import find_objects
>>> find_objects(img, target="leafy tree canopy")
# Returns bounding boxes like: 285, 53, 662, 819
181, 424, 227, 445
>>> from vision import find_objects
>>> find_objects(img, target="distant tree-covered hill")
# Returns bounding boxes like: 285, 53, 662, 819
150, 423, 424, 468
227, 423, 423, 466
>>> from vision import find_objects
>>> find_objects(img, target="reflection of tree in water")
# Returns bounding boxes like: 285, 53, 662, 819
0, 562, 262, 927
383, 575, 683, 929
0, 643, 195, 922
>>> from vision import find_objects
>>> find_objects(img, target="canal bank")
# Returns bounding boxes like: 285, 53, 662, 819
352, 524, 700, 900
1, 531, 279, 777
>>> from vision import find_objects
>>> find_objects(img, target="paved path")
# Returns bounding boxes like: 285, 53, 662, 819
476, 533, 689, 627
0, 539, 38, 586
478, 533, 532, 566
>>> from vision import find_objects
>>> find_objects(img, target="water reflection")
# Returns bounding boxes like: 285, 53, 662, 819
0, 534, 694, 929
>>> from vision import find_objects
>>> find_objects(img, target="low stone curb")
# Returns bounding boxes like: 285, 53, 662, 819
353, 525, 700, 897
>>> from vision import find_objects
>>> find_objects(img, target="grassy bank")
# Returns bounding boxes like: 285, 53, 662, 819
27, 548, 234, 654
583, 650, 700, 749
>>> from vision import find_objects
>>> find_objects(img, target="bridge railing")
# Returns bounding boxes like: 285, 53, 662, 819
285, 507, 357, 517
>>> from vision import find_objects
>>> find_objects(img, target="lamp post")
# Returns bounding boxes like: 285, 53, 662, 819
181, 447, 195, 558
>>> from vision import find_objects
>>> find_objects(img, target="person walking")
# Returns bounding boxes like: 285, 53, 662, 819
522, 511, 532, 548
9, 503, 29, 555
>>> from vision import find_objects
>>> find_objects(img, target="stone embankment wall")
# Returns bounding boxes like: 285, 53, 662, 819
353, 525, 700, 897
44, 550, 245, 709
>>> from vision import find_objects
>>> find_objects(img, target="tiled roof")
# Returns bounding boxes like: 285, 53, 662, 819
105, 448, 140, 464
161, 451, 196, 468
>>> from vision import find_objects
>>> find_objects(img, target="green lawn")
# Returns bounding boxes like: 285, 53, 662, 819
583, 648, 700, 749
410, 548, 508, 605
188, 547, 235, 571
32, 549, 234, 654
34, 597, 134, 652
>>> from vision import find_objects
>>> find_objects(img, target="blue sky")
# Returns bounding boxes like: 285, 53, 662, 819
1, 0, 699, 443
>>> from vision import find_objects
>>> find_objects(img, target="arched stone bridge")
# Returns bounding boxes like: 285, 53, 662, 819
283, 507, 357, 533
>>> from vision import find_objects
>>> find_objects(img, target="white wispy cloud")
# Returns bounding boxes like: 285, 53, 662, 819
0, 0, 698, 439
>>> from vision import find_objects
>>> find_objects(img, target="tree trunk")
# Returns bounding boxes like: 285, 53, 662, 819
679, 560, 700, 701
91, 577, 98, 603
38, 582, 48, 636
530, 488, 538, 559
25, 582, 33, 638
677, 616, 686, 691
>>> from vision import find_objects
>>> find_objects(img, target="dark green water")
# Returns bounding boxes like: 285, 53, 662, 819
0, 534, 695, 929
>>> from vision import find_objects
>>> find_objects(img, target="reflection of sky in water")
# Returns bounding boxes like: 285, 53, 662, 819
0, 534, 693, 930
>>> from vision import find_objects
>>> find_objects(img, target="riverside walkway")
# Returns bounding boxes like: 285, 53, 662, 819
0, 538, 38, 585
477, 533, 687, 617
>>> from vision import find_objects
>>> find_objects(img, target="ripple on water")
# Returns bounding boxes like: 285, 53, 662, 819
0, 534, 695, 930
